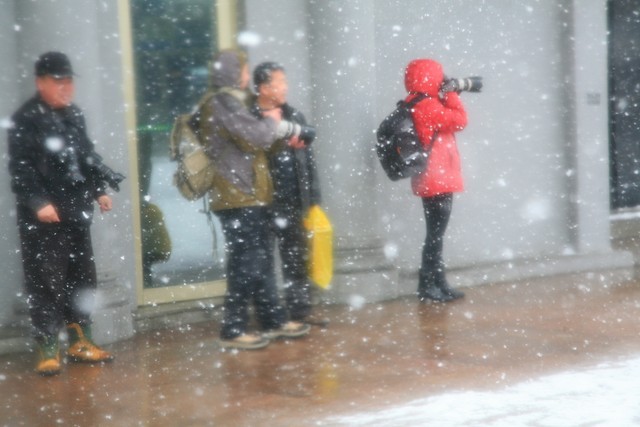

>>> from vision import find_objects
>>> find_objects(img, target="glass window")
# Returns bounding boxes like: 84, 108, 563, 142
130, 0, 226, 293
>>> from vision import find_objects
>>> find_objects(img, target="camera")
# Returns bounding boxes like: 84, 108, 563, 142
85, 152, 126, 192
440, 76, 483, 94
276, 120, 317, 145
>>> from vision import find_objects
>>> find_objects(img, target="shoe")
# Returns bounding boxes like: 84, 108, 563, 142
300, 313, 330, 328
66, 323, 115, 363
218, 333, 271, 350
36, 336, 61, 376
263, 321, 311, 340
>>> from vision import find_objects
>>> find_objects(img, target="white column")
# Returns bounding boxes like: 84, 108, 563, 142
569, 0, 611, 253
307, 1, 399, 303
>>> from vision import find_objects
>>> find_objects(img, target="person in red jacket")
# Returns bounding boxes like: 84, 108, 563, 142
404, 58, 467, 302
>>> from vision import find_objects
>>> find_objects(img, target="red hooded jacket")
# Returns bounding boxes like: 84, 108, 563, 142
404, 59, 467, 197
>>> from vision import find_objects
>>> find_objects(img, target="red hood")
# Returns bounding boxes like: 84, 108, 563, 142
404, 59, 443, 96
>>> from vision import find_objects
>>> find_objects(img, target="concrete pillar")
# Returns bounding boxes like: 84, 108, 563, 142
568, 0, 612, 254
13, 0, 134, 344
0, 0, 23, 327
307, 0, 399, 303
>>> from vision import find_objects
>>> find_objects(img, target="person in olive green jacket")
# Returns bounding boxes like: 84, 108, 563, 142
199, 49, 310, 349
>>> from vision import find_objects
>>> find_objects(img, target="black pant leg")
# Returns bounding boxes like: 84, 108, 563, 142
19, 223, 70, 339
218, 207, 286, 339
62, 227, 97, 326
419, 193, 453, 291
273, 206, 311, 320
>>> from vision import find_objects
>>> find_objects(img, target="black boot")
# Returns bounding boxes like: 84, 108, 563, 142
418, 269, 458, 303
418, 285, 457, 303
435, 270, 464, 301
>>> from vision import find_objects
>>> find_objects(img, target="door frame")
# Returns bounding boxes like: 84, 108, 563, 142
117, 0, 239, 306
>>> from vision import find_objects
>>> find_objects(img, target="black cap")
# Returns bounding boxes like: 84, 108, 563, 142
35, 51, 75, 78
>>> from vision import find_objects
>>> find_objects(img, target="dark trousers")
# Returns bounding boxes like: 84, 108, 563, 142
419, 193, 453, 292
217, 207, 286, 339
272, 205, 311, 321
18, 223, 97, 340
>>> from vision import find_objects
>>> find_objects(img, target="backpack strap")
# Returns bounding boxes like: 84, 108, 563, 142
404, 92, 438, 150
405, 92, 429, 108
189, 90, 216, 129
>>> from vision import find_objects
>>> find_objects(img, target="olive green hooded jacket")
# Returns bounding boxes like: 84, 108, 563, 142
200, 50, 280, 211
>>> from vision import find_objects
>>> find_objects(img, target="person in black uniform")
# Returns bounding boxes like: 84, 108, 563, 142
8, 52, 122, 375
251, 62, 326, 325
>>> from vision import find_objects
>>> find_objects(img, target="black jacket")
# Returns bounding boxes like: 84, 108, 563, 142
8, 95, 107, 226
250, 102, 321, 212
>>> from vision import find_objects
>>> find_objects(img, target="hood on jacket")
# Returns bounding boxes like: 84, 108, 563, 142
209, 49, 247, 90
404, 59, 443, 97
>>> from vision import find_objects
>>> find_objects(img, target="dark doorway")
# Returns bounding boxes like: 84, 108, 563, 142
609, 0, 640, 209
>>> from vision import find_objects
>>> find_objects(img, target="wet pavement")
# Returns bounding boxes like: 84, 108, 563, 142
1, 272, 640, 426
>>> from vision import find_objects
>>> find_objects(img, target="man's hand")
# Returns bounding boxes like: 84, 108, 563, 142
97, 195, 113, 213
37, 204, 61, 223
262, 108, 282, 122
287, 135, 306, 149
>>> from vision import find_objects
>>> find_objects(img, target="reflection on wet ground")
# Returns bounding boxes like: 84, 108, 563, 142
1, 272, 639, 426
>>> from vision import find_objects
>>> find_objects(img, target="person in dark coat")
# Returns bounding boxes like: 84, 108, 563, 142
404, 58, 468, 303
250, 62, 325, 325
8, 52, 117, 375
200, 50, 311, 350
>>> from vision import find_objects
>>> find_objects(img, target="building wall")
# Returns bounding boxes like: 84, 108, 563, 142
0, 1, 136, 342
244, 0, 630, 298
0, 0, 631, 336
374, 0, 576, 269
0, 0, 21, 326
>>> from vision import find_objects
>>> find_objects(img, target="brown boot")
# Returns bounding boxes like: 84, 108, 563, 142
36, 336, 61, 376
66, 323, 114, 363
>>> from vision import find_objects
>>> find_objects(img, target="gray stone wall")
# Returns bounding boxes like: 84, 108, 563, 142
244, 0, 631, 301
0, 1, 135, 342
0, 0, 22, 326
0, 0, 631, 335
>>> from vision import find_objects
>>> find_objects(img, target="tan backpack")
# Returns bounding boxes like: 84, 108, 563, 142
169, 92, 216, 201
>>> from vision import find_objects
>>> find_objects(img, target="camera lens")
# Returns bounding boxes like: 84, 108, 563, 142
298, 125, 316, 144
463, 76, 483, 92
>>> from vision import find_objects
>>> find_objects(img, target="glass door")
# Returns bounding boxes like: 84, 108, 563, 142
608, 0, 640, 209
122, 0, 238, 304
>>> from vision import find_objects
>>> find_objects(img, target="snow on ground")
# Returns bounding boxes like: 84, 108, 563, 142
320, 355, 640, 427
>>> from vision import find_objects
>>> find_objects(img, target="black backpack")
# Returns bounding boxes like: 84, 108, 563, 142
376, 93, 436, 181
